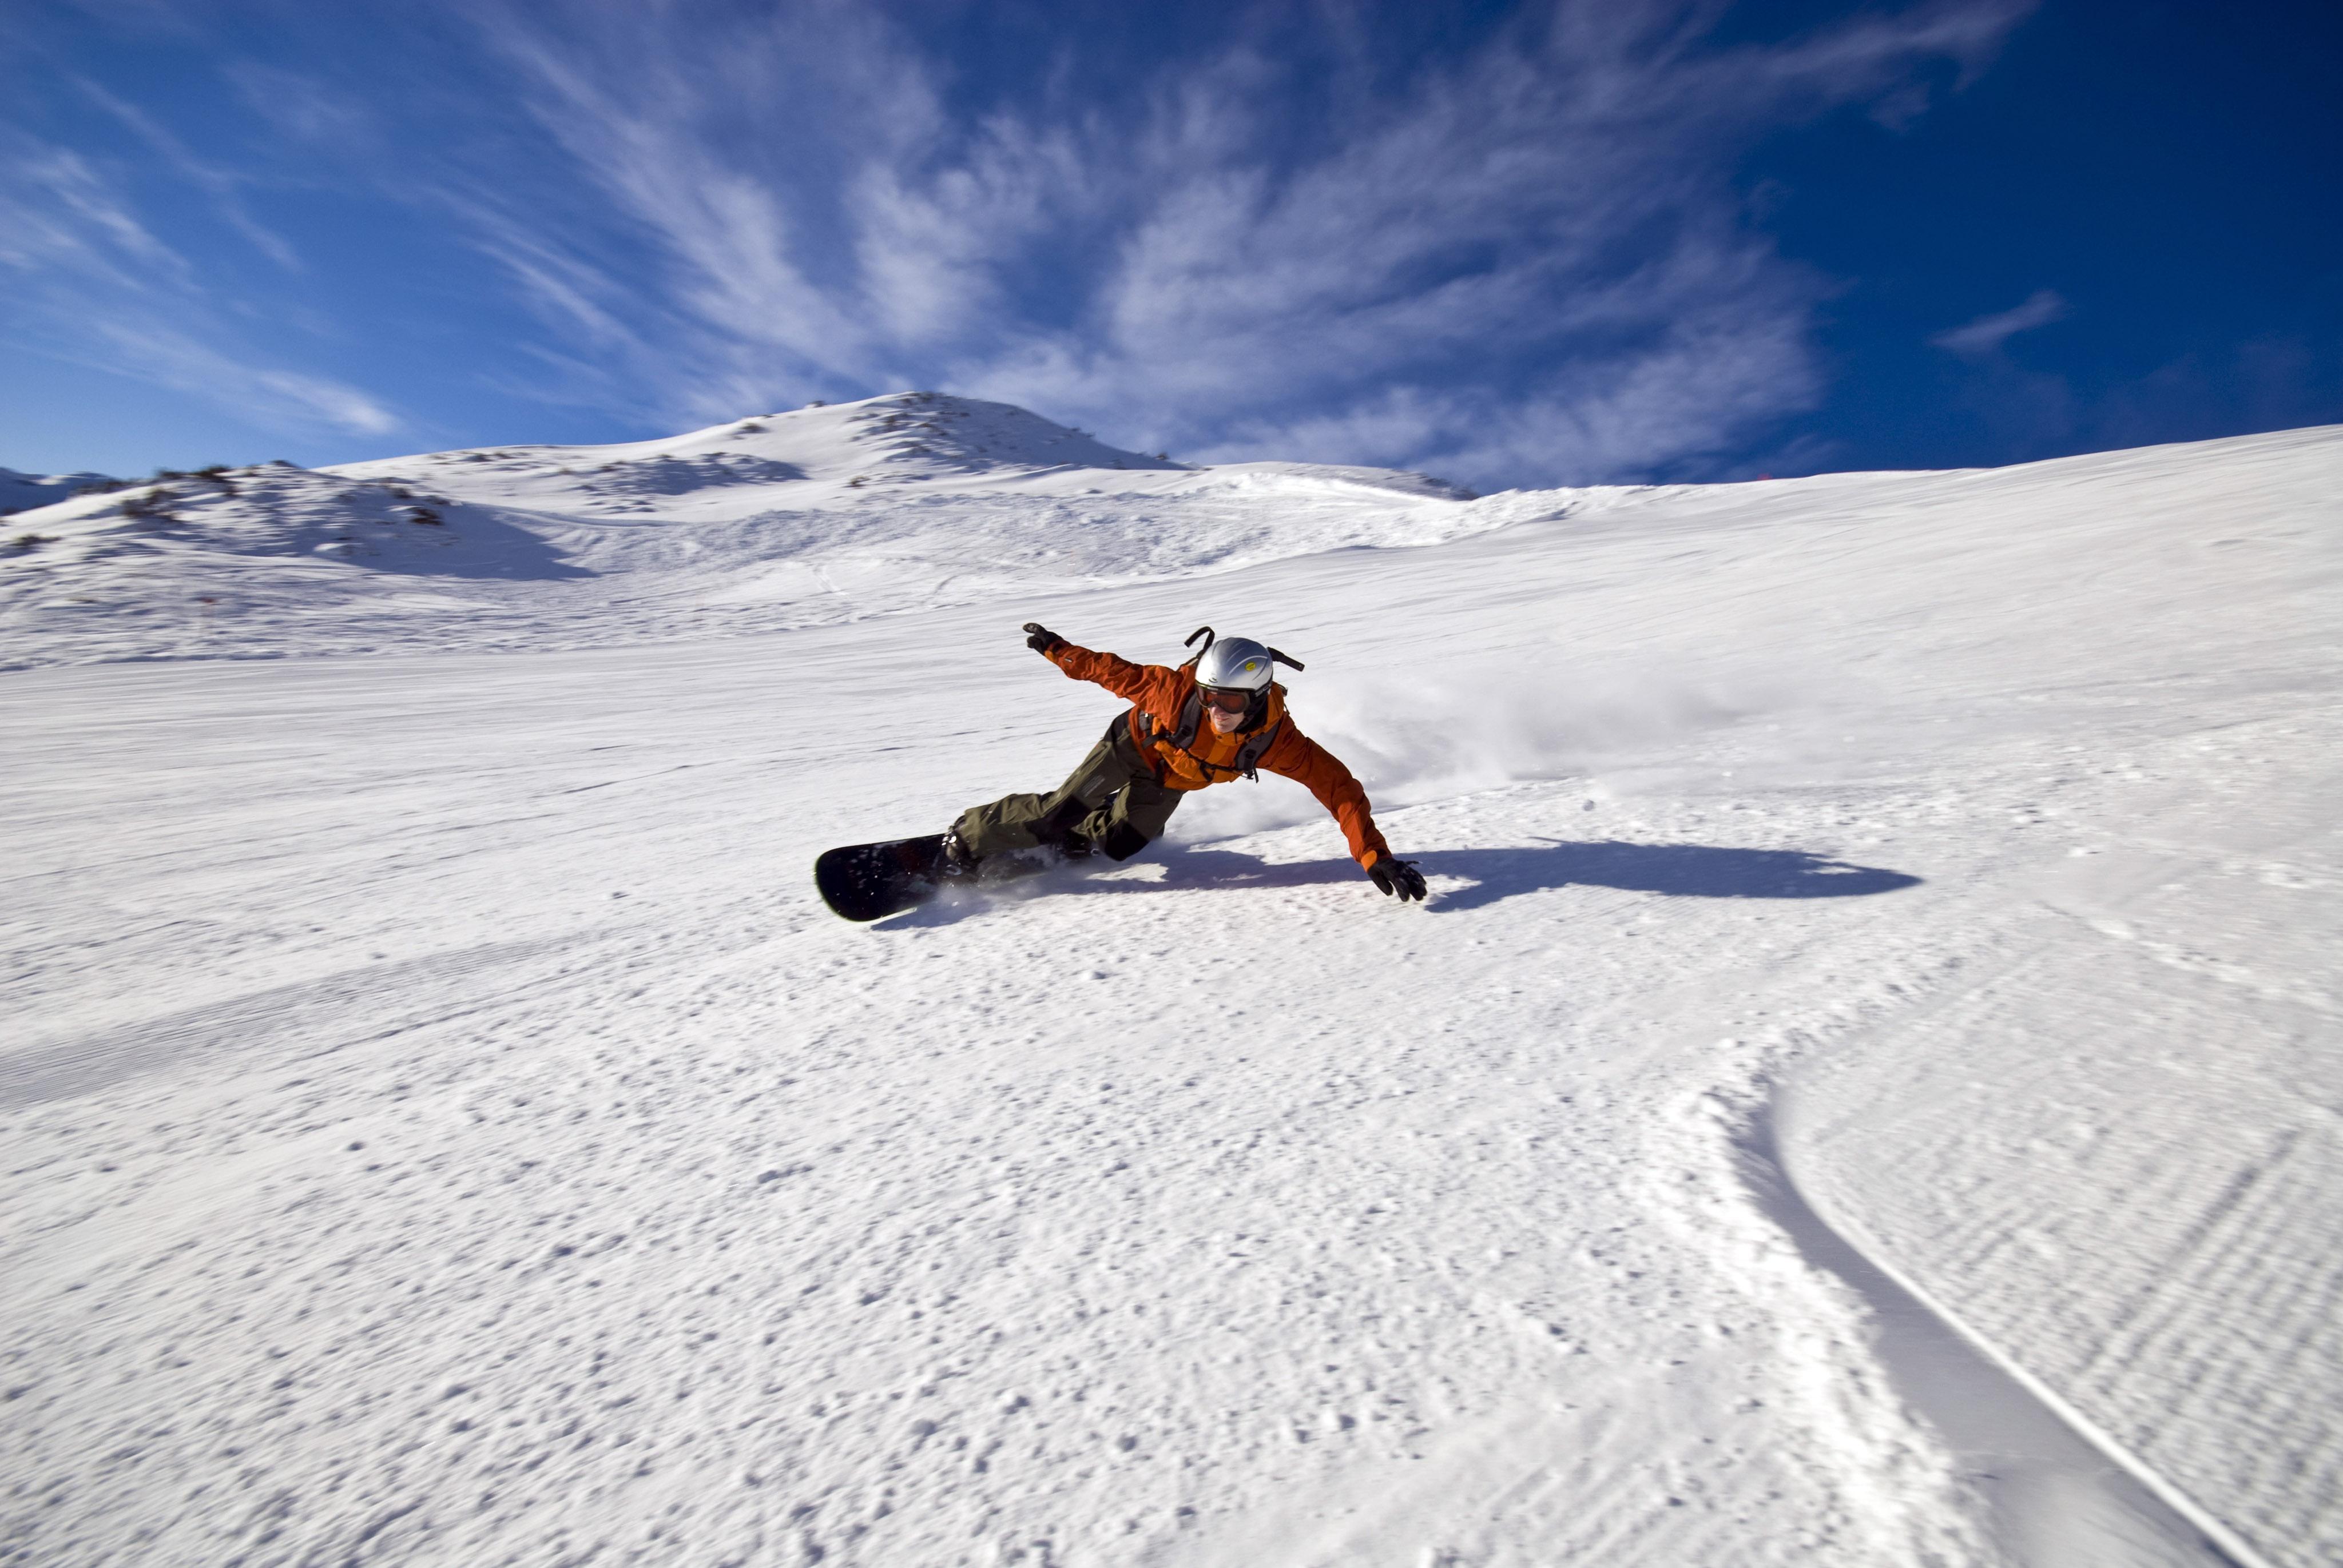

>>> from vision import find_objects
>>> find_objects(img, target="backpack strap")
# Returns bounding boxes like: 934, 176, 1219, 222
1129, 686, 1203, 751
1228, 717, 1284, 781
1171, 689, 1202, 749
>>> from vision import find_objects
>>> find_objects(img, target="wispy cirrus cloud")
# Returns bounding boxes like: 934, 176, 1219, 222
80, 320, 402, 435
4, 1, 2032, 477
1930, 287, 2068, 358
0, 118, 402, 444
74, 75, 303, 272
433, 0, 2032, 485
0, 133, 189, 286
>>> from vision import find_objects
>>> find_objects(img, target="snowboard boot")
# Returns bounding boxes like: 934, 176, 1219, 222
938, 826, 978, 878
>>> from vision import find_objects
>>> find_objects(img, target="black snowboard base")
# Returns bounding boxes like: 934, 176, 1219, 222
814, 835, 1077, 922
815, 834, 951, 922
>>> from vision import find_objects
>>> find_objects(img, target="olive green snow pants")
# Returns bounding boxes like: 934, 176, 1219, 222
954, 718, 1181, 863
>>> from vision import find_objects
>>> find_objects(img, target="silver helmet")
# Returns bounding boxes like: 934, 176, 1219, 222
1195, 635, 1277, 693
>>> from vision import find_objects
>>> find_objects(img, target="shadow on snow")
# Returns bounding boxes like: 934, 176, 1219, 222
1405, 840, 1922, 913
877, 838, 1920, 926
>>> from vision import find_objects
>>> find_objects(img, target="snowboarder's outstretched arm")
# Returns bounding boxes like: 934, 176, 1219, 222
1023, 623, 1186, 713
1256, 719, 1427, 901
1256, 726, 1393, 870
1265, 707, 1424, 890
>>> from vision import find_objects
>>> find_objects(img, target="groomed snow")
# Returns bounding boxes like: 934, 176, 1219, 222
2, 401, 2336, 1566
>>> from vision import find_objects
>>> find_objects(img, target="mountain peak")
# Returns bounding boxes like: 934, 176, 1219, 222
333, 391, 1184, 513
774, 391, 1184, 481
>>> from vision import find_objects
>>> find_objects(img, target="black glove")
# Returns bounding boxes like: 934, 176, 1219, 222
1023, 622, 1065, 654
1368, 855, 1427, 902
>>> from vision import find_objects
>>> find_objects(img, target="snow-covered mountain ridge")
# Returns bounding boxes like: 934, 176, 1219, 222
331, 389, 1204, 503
0, 391, 1501, 671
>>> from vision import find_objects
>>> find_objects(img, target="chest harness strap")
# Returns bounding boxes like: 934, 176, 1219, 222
1133, 693, 1285, 782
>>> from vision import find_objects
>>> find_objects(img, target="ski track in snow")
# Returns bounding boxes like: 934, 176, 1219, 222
2, 400, 2338, 1566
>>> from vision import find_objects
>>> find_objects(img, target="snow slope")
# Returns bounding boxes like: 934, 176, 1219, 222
2, 407, 2337, 1567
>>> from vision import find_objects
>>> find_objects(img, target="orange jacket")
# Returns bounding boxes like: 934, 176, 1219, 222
1045, 642, 1393, 869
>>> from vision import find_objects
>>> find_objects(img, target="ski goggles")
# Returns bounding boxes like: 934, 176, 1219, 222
1197, 686, 1254, 714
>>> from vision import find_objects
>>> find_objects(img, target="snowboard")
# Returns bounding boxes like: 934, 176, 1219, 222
815, 834, 952, 922
815, 834, 1084, 921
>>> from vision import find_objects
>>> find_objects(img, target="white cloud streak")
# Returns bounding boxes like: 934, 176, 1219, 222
8, 1, 2030, 477
72, 320, 403, 435
73, 75, 304, 272
0, 134, 190, 286
0, 125, 400, 441
1930, 288, 2068, 357
433, 0, 2030, 486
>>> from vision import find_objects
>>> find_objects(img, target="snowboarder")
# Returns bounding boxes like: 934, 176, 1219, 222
940, 623, 1428, 902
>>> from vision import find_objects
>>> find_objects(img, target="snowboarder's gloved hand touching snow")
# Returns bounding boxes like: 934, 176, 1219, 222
1023, 622, 1066, 655
1368, 854, 1427, 902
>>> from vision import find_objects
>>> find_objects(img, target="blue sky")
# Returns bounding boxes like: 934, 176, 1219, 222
5, 1, 2338, 489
